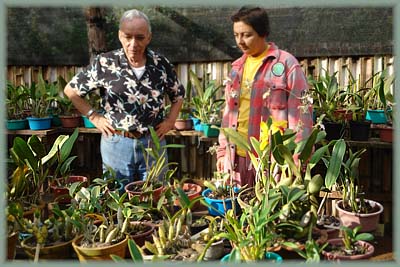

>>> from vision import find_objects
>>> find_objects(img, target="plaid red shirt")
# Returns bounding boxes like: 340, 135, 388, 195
217, 42, 313, 171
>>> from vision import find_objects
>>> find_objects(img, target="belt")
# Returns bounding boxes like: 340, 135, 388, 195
114, 130, 144, 139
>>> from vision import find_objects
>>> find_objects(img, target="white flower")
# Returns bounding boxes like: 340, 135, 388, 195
150, 90, 160, 99
87, 69, 98, 80
108, 62, 120, 74
124, 78, 137, 89
149, 106, 160, 117
152, 54, 161, 66
99, 57, 108, 67
170, 82, 180, 94
125, 91, 139, 104
141, 78, 152, 88
113, 99, 125, 113
138, 93, 152, 109
85, 79, 98, 90
161, 71, 167, 82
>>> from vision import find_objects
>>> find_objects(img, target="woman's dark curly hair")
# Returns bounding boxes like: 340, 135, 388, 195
231, 6, 270, 38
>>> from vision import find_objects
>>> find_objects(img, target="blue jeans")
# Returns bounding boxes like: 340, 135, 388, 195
100, 134, 167, 188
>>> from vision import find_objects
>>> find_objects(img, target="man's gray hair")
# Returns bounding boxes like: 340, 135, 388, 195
119, 9, 152, 33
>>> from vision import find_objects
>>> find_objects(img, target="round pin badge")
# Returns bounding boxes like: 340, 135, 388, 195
272, 62, 285, 77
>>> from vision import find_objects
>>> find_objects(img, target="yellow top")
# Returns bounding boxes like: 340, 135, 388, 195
236, 48, 269, 157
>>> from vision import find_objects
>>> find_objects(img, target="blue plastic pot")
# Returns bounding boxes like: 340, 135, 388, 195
6, 119, 27, 130
202, 187, 239, 216
221, 251, 283, 262
202, 123, 220, 137
365, 110, 387, 124
27, 117, 52, 130
191, 117, 203, 132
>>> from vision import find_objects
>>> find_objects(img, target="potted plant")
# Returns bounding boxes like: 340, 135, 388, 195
364, 69, 395, 124
322, 225, 375, 260
191, 215, 226, 261
72, 208, 129, 261
308, 70, 348, 140
189, 69, 224, 134
26, 72, 54, 130
6, 82, 29, 130
201, 172, 240, 216
19, 205, 82, 261
124, 127, 184, 205
8, 130, 80, 212
174, 82, 193, 131
335, 146, 384, 232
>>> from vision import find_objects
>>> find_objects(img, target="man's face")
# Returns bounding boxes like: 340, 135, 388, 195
233, 21, 266, 57
118, 18, 152, 61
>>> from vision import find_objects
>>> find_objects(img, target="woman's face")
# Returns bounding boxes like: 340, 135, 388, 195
233, 21, 266, 57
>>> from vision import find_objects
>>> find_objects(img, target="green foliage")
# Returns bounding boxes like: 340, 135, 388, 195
189, 70, 224, 124
6, 82, 30, 119
9, 128, 79, 204
340, 225, 374, 251
309, 70, 349, 122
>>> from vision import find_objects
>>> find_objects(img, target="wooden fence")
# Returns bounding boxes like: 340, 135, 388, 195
6, 55, 395, 97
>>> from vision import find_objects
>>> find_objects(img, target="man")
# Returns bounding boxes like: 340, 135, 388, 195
64, 9, 184, 185
216, 6, 313, 186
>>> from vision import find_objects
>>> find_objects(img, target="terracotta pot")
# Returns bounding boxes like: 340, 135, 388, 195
59, 115, 82, 128
20, 235, 76, 259
128, 221, 155, 247
173, 183, 202, 209
322, 238, 374, 260
379, 126, 393, 142
335, 199, 383, 232
174, 119, 193, 131
50, 175, 89, 204
72, 235, 128, 261
7, 232, 18, 260
124, 181, 164, 203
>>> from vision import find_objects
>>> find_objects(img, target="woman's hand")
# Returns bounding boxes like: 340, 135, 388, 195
216, 157, 225, 172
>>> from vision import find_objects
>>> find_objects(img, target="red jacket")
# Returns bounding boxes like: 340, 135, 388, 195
217, 42, 313, 171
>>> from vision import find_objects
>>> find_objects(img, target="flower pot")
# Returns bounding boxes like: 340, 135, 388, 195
124, 181, 164, 203
7, 118, 28, 130
128, 221, 155, 248
202, 123, 219, 137
202, 188, 239, 216
20, 235, 76, 259
7, 232, 18, 260
366, 110, 387, 124
174, 119, 193, 131
82, 115, 96, 128
349, 120, 371, 141
27, 117, 52, 130
51, 114, 62, 127
60, 115, 82, 128
335, 199, 383, 232
221, 251, 283, 262
379, 126, 393, 142
192, 118, 203, 132
50, 175, 89, 204
323, 121, 345, 141
202, 239, 225, 260
72, 235, 128, 261
322, 238, 374, 260
173, 182, 202, 209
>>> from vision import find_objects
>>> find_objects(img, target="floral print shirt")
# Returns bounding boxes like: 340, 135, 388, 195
69, 48, 185, 133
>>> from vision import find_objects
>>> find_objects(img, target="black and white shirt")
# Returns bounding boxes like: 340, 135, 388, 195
70, 48, 185, 133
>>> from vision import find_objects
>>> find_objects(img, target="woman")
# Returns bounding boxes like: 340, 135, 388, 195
216, 6, 313, 187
